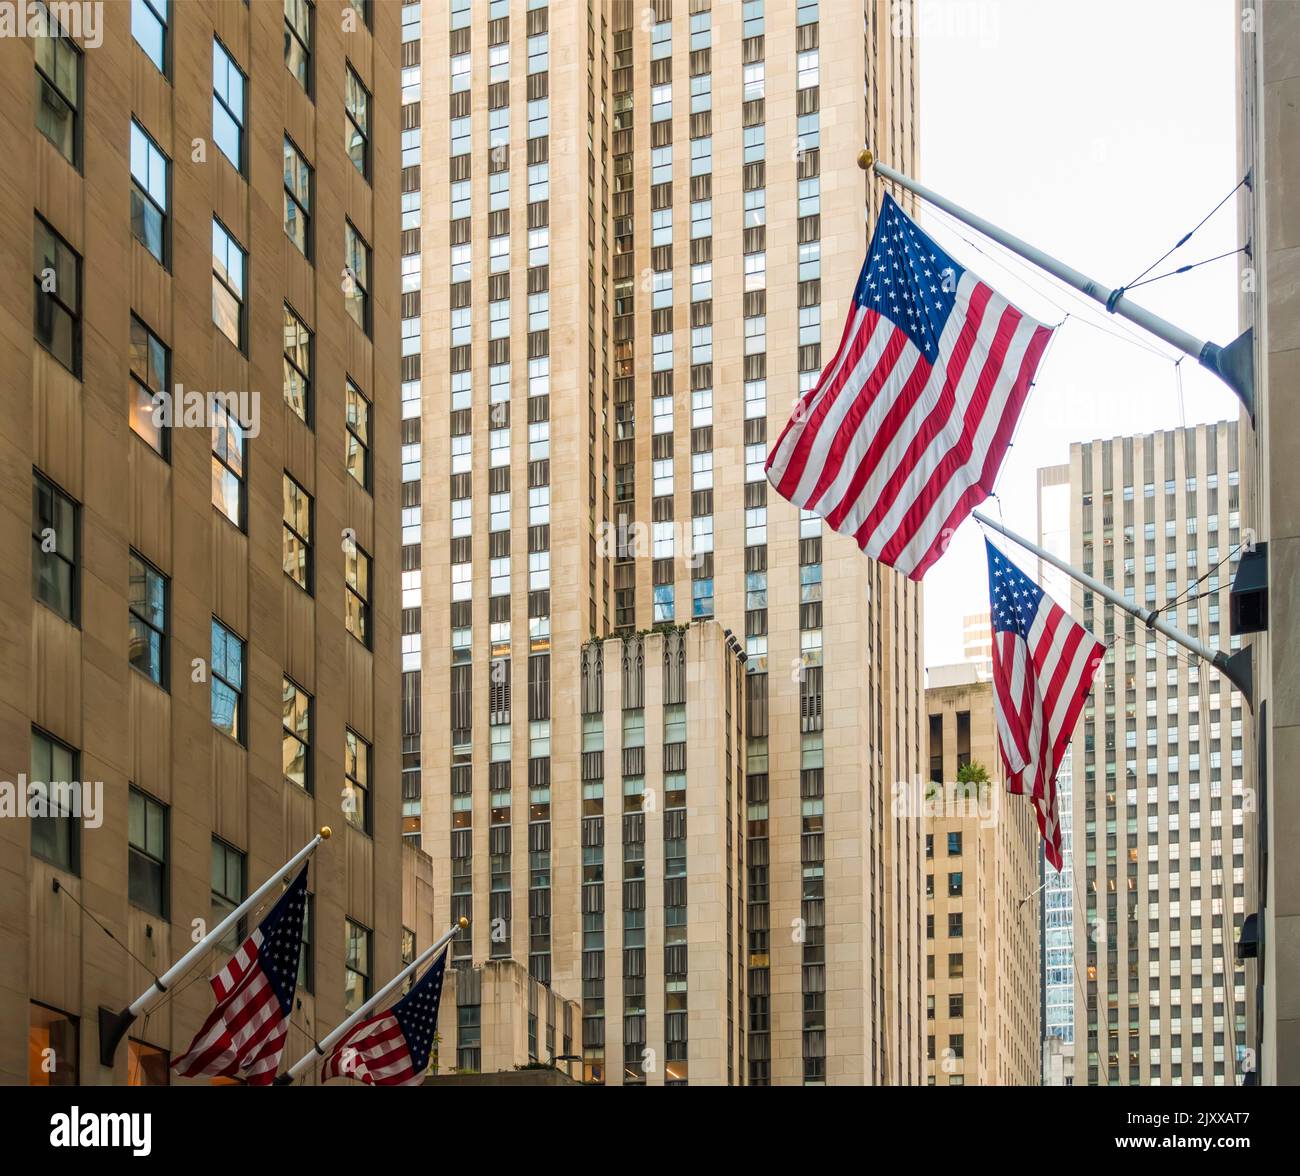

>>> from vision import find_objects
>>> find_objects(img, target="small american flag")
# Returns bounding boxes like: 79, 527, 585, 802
171, 864, 308, 1085
767, 194, 1054, 579
987, 540, 1104, 870
320, 949, 447, 1086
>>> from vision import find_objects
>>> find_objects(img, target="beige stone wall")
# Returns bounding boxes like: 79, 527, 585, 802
0, 2, 403, 1084
1237, 0, 1300, 1088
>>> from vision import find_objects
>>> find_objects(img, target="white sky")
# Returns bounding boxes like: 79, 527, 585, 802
914, 0, 1242, 668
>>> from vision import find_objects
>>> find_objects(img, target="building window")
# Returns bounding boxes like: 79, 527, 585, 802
30, 728, 78, 874
132, 0, 167, 74
211, 399, 245, 527
129, 314, 169, 457
344, 221, 370, 333
345, 920, 371, 1013
947, 831, 962, 856
28, 1002, 78, 1086
282, 677, 311, 792
282, 473, 313, 591
32, 471, 77, 623
33, 216, 80, 375
948, 871, 963, 897
345, 728, 370, 834
128, 788, 168, 916
283, 136, 312, 257
212, 39, 246, 172
948, 953, 964, 979
210, 618, 245, 743
284, 0, 312, 92
35, 11, 81, 165
346, 378, 371, 489
210, 837, 246, 953
283, 303, 312, 423
344, 65, 370, 178
128, 551, 168, 687
126, 1040, 169, 1086
130, 120, 169, 265
344, 539, 371, 646
211, 218, 246, 350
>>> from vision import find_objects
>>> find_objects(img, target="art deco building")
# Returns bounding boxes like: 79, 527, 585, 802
1063, 424, 1248, 1085
924, 665, 1041, 1086
404, 0, 924, 1085
3, 0, 404, 1084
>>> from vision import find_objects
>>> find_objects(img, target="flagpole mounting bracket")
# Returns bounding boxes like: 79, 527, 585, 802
98, 1005, 136, 1069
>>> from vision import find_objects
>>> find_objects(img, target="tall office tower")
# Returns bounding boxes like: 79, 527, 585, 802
414, 0, 924, 1085
1066, 425, 1248, 1086
1036, 462, 1076, 1083
1, 1, 403, 1084
924, 665, 1041, 1086
1235, 0, 1300, 1088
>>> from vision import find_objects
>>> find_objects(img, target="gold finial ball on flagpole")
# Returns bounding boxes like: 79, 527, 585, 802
458, 916, 470, 930
857, 148, 875, 172
319, 826, 332, 839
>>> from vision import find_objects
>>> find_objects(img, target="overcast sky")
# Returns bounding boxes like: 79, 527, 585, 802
912, 0, 1242, 668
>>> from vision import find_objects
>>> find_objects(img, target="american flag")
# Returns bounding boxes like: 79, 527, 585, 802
320, 948, 446, 1086
987, 540, 1104, 870
766, 194, 1055, 580
171, 864, 308, 1085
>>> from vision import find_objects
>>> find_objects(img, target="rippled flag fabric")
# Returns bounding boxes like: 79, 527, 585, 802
988, 541, 1104, 870
172, 865, 308, 1085
766, 194, 1054, 579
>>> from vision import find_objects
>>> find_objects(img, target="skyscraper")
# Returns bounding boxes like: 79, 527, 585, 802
1036, 462, 1076, 1083
1064, 424, 1248, 1086
4, 0, 403, 1083
405, 0, 925, 1085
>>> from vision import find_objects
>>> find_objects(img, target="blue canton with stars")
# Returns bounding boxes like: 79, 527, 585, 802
390, 948, 446, 1073
856, 193, 966, 359
256, 864, 309, 1015
987, 539, 1046, 639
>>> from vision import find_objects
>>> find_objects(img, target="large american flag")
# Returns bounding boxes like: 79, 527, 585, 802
987, 540, 1104, 870
171, 864, 308, 1085
320, 948, 446, 1086
766, 194, 1055, 579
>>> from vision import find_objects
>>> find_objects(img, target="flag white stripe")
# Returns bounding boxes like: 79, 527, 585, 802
829, 289, 978, 540
785, 314, 895, 507
886, 309, 1041, 571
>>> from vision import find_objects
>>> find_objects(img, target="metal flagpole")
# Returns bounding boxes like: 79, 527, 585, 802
858, 150, 1254, 420
276, 915, 469, 1085
974, 509, 1252, 706
97, 827, 332, 1067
